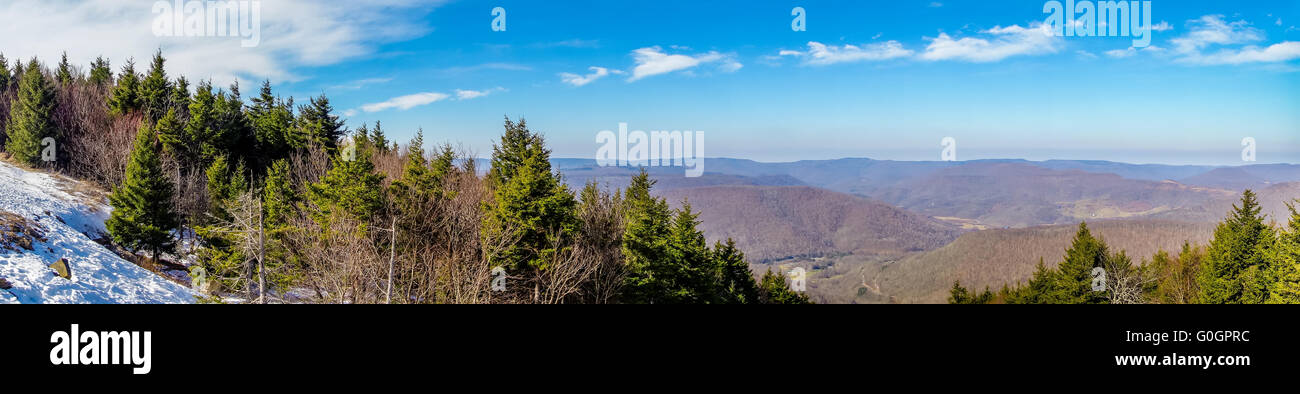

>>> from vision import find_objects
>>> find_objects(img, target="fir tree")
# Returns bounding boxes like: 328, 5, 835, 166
5, 59, 58, 166
261, 158, 301, 292
106, 122, 180, 262
138, 50, 172, 122
155, 108, 187, 160
55, 52, 74, 85
107, 59, 141, 115
714, 239, 760, 304
87, 56, 112, 86
620, 169, 673, 303
1266, 201, 1300, 304
0, 54, 10, 89
664, 201, 716, 302
758, 268, 812, 304
481, 118, 578, 288
1198, 190, 1274, 304
1051, 222, 1110, 304
307, 144, 385, 230
248, 80, 300, 167
297, 93, 345, 152
170, 77, 190, 118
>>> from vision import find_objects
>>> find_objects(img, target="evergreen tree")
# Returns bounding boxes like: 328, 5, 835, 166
195, 154, 249, 292
155, 108, 187, 160
55, 52, 73, 85
0, 54, 10, 89
185, 81, 219, 163
215, 82, 254, 166
138, 50, 172, 122
248, 80, 300, 167
481, 118, 578, 287
369, 120, 391, 154
88, 56, 112, 86
664, 201, 717, 302
4, 59, 57, 166
1266, 201, 1300, 304
1198, 190, 1274, 304
1051, 222, 1110, 304
107, 59, 141, 115
757, 269, 812, 304
297, 93, 345, 152
948, 281, 994, 304
620, 169, 673, 303
307, 144, 385, 229
714, 239, 760, 304
261, 158, 300, 292
170, 76, 190, 118
106, 122, 180, 262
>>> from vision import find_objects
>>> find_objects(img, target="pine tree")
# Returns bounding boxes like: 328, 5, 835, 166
1198, 190, 1273, 304
1051, 222, 1110, 304
261, 158, 300, 292
155, 108, 187, 160
298, 94, 345, 152
620, 169, 673, 303
1266, 201, 1300, 304
307, 144, 385, 229
215, 82, 254, 167
107, 59, 141, 115
0, 54, 10, 89
106, 121, 180, 262
758, 269, 812, 304
55, 52, 73, 85
481, 118, 578, 289
664, 201, 716, 302
87, 56, 112, 86
138, 50, 172, 122
369, 120, 391, 154
170, 77, 190, 117
248, 80, 300, 167
714, 239, 760, 304
5, 59, 57, 166
186, 81, 219, 163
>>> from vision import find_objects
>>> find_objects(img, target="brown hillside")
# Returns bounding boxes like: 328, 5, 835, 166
659, 186, 963, 262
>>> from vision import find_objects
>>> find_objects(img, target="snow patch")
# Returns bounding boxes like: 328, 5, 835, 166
0, 161, 194, 304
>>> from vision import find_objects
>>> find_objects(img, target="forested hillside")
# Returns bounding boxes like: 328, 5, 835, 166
0, 51, 808, 304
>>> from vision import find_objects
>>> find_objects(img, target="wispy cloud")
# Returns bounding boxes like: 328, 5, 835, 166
1170, 15, 1300, 65
628, 46, 741, 81
361, 92, 450, 112
0, 0, 446, 85
559, 66, 623, 86
454, 87, 505, 100
919, 23, 1061, 62
779, 41, 913, 65
328, 77, 393, 91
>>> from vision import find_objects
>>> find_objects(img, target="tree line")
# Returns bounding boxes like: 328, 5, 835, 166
0, 51, 810, 304
951, 190, 1300, 304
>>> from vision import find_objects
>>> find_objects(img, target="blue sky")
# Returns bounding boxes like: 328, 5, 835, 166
3, 0, 1298, 164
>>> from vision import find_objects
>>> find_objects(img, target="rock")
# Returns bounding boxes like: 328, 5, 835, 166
50, 258, 72, 280
0, 277, 11, 289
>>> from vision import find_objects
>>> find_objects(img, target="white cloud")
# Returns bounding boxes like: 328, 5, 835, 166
1168, 15, 1300, 65
1169, 15, 1264, 54
1190, 42, 1300, 65
329, 77, 393, 91
1076, 50, 1098, 59
1104, 48, 1136, 58
0, 0, 444, 86
928, 2, 943, 8
627, 46, 740, 81
361, 92, 449, 113
1151, 21, 1174, 32
559, 66, 620, 87
454, 87, 505, 100
920, 23, 1061, 62
1278, 18, 1285, 27
779, 41, 913, 65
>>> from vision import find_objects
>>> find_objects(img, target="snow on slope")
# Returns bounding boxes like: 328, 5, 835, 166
0, 161, 194, 304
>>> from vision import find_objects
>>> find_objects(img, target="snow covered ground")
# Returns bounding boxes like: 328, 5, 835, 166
0, 161, 194, 304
